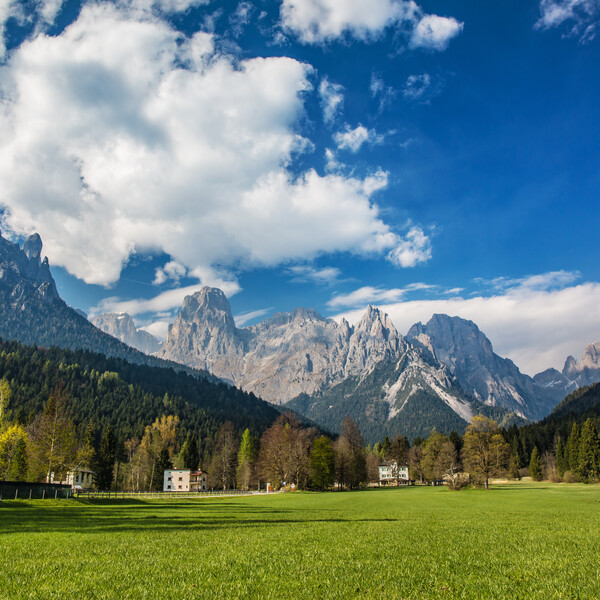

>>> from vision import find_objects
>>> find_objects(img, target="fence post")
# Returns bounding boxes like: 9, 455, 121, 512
42, 489, 45, 500
29, 489, 32, 500
15, 488, 18, 500
55, 489, 57, 499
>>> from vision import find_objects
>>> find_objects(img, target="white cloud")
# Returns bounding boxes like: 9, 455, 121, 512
234, 308, 272, 327
287, 264, 342, 285
229, 1, 254, 36
140, 320, 171, 341
333, 274, 600, 376
370, 73, 396, 112
535, 0, 600, 42
387, 226, 432, 267
0, 4, 419, 289
334, 124, 384, 152
327, 282, 435, 308
409, 14, 463, 51
280, 0, 417, 43
319, 77, 344, 124
91, 275, 241, 319
153, 260, 188, 285
280, 0, 462, 50
403, 73, 431, 100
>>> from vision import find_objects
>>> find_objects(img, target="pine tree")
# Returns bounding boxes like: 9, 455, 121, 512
180, 432, 200, 469
310, 436, 335, 491
152, 447, 172, 490
0, 378, 11, 425
577, 419, 600, 482
566, 422, 580, 474
529, 447, 542, 481
96, 425, 116, 490
556, 438, 567, 477
236, 429, 257, 490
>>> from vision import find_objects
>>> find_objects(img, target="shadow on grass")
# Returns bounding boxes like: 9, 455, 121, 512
0, 499, 399, 536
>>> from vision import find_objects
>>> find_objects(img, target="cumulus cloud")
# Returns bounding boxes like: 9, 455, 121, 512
0, 3, 420, 290
153, 260, 188, 285
334, 124, 384, 152
319, 77, 344, 124
387, 226, 432, 267
409, 14, 463, 50
333, 273, 600, 375
280, 0, 462, 49
535, 0, 600, 42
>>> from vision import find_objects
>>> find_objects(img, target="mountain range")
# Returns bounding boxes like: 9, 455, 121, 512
0, 231, 208, 378
4, 231, 600, 442
149, 286, 600, 440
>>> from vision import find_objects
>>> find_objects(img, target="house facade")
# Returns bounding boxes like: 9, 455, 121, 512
164, 469, 208, 492
378, 461, 410, 485
51, 468, 95, 490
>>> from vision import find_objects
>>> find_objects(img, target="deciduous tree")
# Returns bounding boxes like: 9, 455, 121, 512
461, 416, 509, 489
209, 421, 238, 490
0, 424, 28, 481
28, 387, 77, 483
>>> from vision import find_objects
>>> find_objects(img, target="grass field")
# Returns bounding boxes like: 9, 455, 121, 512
1, 484, 599, 599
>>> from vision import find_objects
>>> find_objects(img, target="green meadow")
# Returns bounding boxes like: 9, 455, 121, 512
1, 484, 599, 599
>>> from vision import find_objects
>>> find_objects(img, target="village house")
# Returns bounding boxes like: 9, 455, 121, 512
51, 468, 95, 490
164, 469, 208, 492
378, 461, 410, 485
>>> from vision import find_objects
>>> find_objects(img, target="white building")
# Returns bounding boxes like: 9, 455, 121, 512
378, 461, 410, 485
51, 468, 95, 490
164, 469, 208, 492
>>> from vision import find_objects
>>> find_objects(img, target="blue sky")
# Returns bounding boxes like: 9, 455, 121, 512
1, 0, 599, 374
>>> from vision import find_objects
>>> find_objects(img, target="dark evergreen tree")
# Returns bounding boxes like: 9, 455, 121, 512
152, 446, 172, 490
578, 419, 600, 482
529, 447, 542, 482
96, 425, 116, 490
180, 432, 200, 469
310, 436, 335, 491
566, 422, 581, 473
449, 430, 463, 454
556, 438, 567, 477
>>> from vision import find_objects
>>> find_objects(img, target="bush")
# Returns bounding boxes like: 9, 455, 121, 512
563, 470, 580, 483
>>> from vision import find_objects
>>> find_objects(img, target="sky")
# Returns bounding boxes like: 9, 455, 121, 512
0, 0, 599, 376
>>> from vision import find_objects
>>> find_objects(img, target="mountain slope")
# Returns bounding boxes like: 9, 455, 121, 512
406, 314, 558, 420
159, 288, 404, 403
0, 232, 209, 377
0, 337, 280, 453
160, 288, 526, 441
92, 313, 162, 354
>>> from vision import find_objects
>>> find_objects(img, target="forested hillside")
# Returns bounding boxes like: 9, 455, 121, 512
506, 382, 600, 472
0, 337, 280, 455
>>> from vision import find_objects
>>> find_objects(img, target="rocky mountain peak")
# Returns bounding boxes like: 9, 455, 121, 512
23, 233, 43, 263
92, 312, 162, 355
0, 231, 58, 300
407, 313, 557, 420
563, 355, 578, 378
559, 342, 600, 388
180, 287, 235, 327
355, 305, 399, 341
581, 342, 600, 369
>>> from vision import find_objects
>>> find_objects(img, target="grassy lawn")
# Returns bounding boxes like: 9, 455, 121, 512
1, 484, 599, 599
